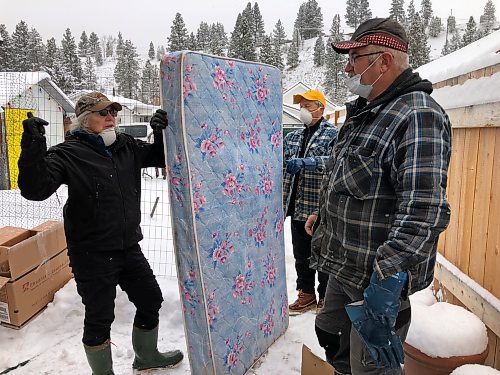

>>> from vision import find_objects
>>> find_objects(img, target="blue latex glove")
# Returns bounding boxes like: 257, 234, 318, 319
345, 271, 408, 369
285, 157, 317, 175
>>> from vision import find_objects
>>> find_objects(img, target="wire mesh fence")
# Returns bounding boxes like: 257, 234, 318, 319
0, 71, 176, 278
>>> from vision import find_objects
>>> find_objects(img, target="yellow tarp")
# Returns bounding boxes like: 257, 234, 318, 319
5, 109, 34, 190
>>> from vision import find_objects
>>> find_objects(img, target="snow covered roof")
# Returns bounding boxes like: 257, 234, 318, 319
0, 71, 75, 113
416, 29, 500, 84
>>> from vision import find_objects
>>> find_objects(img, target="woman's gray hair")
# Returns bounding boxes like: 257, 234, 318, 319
70, 112, 92, 132
366, 45, 409, 72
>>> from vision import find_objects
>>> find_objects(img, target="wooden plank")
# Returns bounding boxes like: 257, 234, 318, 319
484, 129, 500, 298
447, 102, 500, 129
485, 329, 498, 368
469, 128, 496, 284
443, 129, 466, 263
456, 129, 480, 273
434, 261, 500, 338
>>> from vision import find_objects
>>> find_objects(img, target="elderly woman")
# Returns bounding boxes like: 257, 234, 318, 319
18, 92, 183, 374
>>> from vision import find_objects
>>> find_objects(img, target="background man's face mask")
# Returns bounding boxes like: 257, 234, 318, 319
100, 127, 117, 146
299, 106, 322, 126
346, 54, 384, 99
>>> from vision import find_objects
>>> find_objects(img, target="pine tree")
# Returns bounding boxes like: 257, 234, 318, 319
447, 15, 456, 34
228, 5, 257, 61
420, 0, 433, 29
0, 25, 13, 71
449, 29, 462, 53
287, 29, 300, 69
197, 22, 211, 52
209, 23, 227, 56
389, 0, 406, 25
51, 48, 72, 93
83, 56, 97, 90
408, 12, 430, 68
11, 20, 31, 71
406, 0, 416, 30
324, 14, 347, 104
294, 0, 324, 40
88, 32, 102, 65
114, 39, 140, 98
187, 32, 198, 50
271, 19, 286, 70
78, 31, 89, 57
116, 32, 124, 57
462, 16, 479, 46
480, 0, 496, 32
44, 37, 58, 73
27, 27, 45, 71
345, 0, 372, 29
104, 35, 115, 58
156, 45, 166, 61
168, 13, 189, 52
313, 35, 325, 66
61, 28, 84, 91
259, 35, 274, 65
428, 16, 442, 37
253, 2, 266, 46
148, 41, 155, 60
140, 60, 159, 104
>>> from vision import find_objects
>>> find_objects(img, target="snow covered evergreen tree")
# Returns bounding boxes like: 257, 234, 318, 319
294, 0, 324, 39
480, 0, 496, 33
271, 19, 286, 70
51, 48, 72, 93
148, 42, 155, 60
196, 21, 210, 52
209, 23, 227, 56
345, 0, 372, 29
408, 12, 430, 68
114, 39, 140, 98
88, 32, 103, 66
11, 21, 31, 71
78, 31, 89, 57
253, 2, 266, 46
259, 34, 274, 65
324, 14, 347, 104
116, 32, 124, 57
104, 36, 115, 59
420, 0, 433, 29
313, 35, 325, 66
140, 60, 160, 104
187, 32, 198, 51
447, 15, 457, 33
428, 16, 442, 37
448, 29, 463, 53
44, 37, 58, 73
61, 28, 83, 92
168, 13, 189, 52
83, 56, 97, 90
0, 25, 13, 71
406, 0, 416, 30
389, 0, 406, 25
228, 5, 257, 61
462, 16, 479, 46
156, 45, 166, 61
287, 29, 300, 69
27, 27, 45, 71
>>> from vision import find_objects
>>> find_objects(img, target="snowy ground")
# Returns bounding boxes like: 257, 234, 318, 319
0, 176, 324, 375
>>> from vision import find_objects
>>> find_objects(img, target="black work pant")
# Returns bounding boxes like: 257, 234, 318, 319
291, 219, 329, 299
69, 244, 163, 346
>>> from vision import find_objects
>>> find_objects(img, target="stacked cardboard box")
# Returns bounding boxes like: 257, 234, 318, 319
0, 220, 72, 328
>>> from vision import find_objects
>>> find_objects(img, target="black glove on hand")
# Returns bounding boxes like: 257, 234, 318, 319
150, 109, 168, 134
22, 113, 49, 137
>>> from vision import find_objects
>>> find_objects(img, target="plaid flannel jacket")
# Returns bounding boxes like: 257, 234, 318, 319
311, 73, 452, 295
283, 118, 338, 221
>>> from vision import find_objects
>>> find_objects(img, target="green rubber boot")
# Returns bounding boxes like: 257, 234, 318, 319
84, 339, 114, 375
132, 325, 184, 370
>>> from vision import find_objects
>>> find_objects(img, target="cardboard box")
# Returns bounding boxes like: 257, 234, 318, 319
0, 221, 72, 328
301, 344, 335, 375
0, 220, 67, 279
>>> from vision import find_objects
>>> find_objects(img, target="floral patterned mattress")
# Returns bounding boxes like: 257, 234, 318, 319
160, 51, 288, 374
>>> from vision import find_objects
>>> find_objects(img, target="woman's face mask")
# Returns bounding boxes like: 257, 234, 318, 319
346, 54, 384, 99
99, 127, 117, 146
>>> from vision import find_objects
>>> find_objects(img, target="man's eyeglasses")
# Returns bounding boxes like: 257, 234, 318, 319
93, 108, 118, 117
348, 51, 384, 65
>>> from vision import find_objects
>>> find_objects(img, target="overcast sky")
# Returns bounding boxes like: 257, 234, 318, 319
2, 0, 498, 54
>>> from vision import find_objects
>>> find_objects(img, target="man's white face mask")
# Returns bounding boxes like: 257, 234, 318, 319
100, 127, 117, 146
299, 106, 322, 126
346, 54, 384, 99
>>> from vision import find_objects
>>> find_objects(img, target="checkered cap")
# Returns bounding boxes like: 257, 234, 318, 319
75, 92, 122, 117
331, 18, 408, 53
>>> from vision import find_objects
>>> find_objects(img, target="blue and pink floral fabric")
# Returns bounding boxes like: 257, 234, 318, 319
161, 52, 287, 375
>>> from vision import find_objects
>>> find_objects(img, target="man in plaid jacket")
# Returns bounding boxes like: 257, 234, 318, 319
283, 89, 338, 314
306, 18, 452, 374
